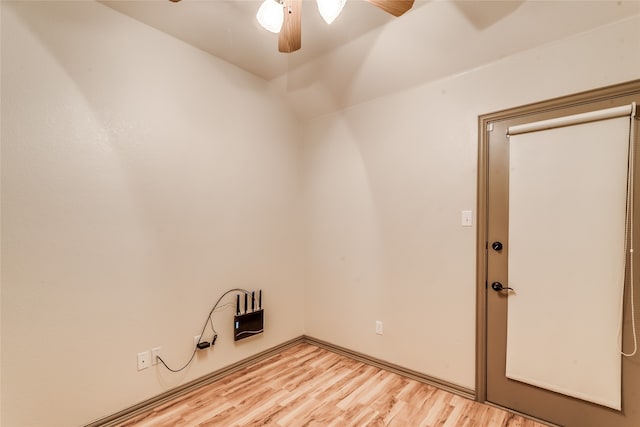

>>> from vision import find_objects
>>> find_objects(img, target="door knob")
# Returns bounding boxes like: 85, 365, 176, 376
491, 282, 513, 292
491, 241, 503, 251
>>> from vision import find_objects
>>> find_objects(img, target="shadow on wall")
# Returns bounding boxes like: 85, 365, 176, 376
452, 0, 524, 30
279, 0, 430, 117
277, 0, 525, 119
5, 0, 256, 269
282, 0, 403, 72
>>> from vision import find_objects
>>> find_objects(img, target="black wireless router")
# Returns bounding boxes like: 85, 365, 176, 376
234, 290, 264, 341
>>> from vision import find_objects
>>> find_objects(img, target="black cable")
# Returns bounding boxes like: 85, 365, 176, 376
157, 288, 250, 373
157, 352, 196, 373
208, 316, 217, 338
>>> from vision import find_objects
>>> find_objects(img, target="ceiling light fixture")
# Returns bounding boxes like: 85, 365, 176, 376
169, 0, 414, 53
255, 0, 414, 53
316, 0, 346, 25
257, 0, 284, 34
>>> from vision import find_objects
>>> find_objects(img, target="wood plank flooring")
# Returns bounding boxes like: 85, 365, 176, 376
117, 343, 546, 427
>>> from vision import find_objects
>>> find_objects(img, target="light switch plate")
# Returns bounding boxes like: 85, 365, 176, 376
461, 210, 473, 227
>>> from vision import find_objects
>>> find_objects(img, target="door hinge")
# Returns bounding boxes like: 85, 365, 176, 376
487, 122, 494, 132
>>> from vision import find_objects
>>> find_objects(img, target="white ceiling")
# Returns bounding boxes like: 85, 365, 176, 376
103, 0, 640, 118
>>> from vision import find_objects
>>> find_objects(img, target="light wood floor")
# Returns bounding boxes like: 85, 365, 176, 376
118, 343, 546, 427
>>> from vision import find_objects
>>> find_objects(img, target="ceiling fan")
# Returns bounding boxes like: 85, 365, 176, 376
169, 0, 415, 53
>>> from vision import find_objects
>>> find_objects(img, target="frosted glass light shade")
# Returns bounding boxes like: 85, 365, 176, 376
257, 0, 284, 33
317, 0, 346, 24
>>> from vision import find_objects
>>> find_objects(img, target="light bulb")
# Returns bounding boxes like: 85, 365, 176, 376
257, 0, 284, 34
317, 0, 346, 25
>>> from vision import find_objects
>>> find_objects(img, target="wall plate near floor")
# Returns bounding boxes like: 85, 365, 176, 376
376, 321, 384, 335
137, 351, 150, 371
151, 347, 162, 365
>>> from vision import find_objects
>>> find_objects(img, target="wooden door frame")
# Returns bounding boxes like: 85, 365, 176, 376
475, 79, 640, 404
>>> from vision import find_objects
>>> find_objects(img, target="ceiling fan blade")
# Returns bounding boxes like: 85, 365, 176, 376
366, 0, 414, 17
279, 0, 302, 53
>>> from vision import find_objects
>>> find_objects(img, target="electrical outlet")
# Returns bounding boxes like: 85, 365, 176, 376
194, 335, 201, 347
151, 347, 162, 365
137, 351, 150, 371
375, 321, 383, 335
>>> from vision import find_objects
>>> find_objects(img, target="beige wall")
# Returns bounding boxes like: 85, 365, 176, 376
2, 1, 640, 426
302, 16, 640, 389
1, 2, 304, 426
